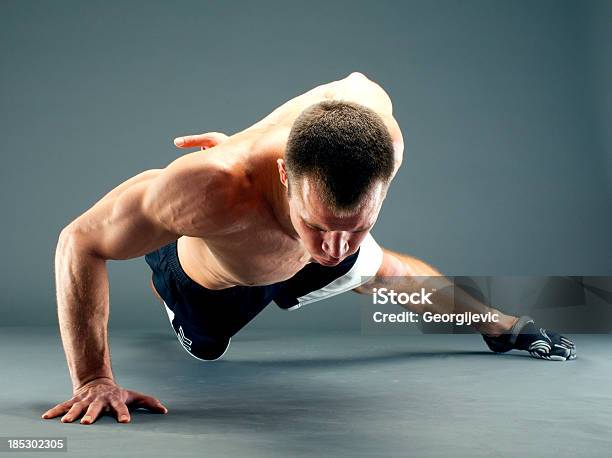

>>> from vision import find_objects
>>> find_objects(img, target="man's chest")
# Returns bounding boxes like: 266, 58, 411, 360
204, 219, 311, 286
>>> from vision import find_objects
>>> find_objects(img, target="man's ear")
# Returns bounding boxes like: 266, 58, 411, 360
276, 159, 288, 188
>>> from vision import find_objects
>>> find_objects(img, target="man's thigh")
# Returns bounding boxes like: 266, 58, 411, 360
145, 242, 277, 360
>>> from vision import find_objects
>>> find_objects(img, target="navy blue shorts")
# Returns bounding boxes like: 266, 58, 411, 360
144, 235, 383, 361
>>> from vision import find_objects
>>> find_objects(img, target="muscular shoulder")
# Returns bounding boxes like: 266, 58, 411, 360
336, 73, 404, 176
143, 153, 252, 237
330, 72, 394, 114
245, 73, 394, 133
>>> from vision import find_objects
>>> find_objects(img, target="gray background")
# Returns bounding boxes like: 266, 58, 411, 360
1, 0, 610, 329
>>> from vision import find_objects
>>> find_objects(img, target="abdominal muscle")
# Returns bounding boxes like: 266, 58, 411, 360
176, 234, 312, 290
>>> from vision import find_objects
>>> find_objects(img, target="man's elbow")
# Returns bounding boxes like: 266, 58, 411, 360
57, 224, 79, 250
56, 223, 100, 260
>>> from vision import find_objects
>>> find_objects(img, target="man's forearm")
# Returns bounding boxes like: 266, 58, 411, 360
55, 230, 114, 392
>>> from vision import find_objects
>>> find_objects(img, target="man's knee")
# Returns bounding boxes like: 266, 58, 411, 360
187, 337, 231, 362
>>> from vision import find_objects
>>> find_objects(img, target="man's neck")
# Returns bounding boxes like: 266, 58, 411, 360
258, 156, 300, 241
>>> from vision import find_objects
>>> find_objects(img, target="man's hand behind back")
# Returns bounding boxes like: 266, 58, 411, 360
173, 131, 229, 150
42, 378, 168, 425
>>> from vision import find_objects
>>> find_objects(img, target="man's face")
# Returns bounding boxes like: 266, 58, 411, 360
287, 176, 386, 266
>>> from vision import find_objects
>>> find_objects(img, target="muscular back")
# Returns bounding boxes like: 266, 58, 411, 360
66, 72, 403, 288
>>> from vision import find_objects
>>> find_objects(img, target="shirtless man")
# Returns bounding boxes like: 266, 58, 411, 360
42, 72, 576, 426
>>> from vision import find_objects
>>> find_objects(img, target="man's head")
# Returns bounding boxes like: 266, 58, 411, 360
277, 100, 395, 265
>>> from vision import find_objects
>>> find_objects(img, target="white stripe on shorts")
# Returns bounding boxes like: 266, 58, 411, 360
286, 232, 383, 311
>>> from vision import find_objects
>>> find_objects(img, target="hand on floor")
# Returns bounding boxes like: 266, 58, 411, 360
41, 377, 168, 425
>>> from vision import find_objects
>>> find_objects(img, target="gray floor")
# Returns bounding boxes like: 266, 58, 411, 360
1, 326, 611, 458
